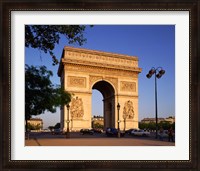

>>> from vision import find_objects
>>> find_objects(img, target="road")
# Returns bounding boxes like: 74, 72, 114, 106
25, 132, 175, 146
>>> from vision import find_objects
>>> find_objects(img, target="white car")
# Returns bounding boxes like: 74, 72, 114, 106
158, 130, 175, 140
158, 130, 168, 139
42, 129, 51, 132
131, 129, 150, 137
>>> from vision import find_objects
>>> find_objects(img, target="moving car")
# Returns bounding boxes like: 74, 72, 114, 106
131, 129, 150, 137
80, 129, 94, 135
106, 128, 125, 137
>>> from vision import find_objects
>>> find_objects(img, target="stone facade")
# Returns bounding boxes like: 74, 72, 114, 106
58, 46, 142, 131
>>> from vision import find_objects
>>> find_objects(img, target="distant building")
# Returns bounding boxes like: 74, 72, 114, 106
92, 115, 104, 120
27, 118, 43, 131
141, 117, 165, 123
141, 116, 175, 124
165, 116, 175, 124
92, 115, 104, 128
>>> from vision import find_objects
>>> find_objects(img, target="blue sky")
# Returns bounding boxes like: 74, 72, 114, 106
26, 25, 175, 128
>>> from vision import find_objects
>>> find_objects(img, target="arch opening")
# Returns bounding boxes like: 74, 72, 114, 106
92, 81, 116, 130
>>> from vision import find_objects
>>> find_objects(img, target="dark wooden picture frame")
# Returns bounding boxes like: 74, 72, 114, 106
0, 0, 199, 170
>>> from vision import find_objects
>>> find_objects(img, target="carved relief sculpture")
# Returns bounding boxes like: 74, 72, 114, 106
120, 81, 136, 92
68, 76, 86, 88
89, 75, 103, 88
123, 100, 134, 119
70, 97, 84, 119
105, 77, 118, 91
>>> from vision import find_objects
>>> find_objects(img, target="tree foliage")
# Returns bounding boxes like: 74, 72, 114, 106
54, 123, 61, 129
25, 25, 89, 65
25, 64, 71, 131
139, 121, 175, 131
93, 123, 104, 129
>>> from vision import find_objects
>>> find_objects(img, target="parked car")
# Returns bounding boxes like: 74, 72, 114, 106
42, 129, 51, 132
158, 130, 168, 139
125, 128, 137, 135
131, 129, 150, 137
91, 128, 103, 133
80, 129, 94, 135
158, 130, 175, 140
52, 128, 64, 135
106, 128, 125, 137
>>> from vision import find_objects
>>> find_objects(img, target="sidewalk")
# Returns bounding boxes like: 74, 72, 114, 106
25, 137, 175, 146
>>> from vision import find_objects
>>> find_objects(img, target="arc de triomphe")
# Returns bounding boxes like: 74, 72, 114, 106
57, 46, 142, 131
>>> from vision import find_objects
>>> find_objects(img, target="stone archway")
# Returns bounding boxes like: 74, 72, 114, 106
57, 46, 142, 131
92, 80, 115, 129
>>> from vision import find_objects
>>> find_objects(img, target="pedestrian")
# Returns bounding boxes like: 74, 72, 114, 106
159, 127, 164, 141
168, 127, 174, 142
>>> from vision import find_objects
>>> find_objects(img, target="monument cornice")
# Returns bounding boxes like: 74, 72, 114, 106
67, 90, 92, 95
117, 94, 139, 98
64, 46, 139, 61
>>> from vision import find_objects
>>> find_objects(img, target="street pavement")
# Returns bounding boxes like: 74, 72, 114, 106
25, 132, 175, 146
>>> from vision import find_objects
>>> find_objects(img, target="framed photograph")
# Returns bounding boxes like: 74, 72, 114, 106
1, 0, 199, 170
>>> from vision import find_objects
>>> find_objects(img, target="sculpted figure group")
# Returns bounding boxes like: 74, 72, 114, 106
123, 100, 134, 119
70, 97, 84, 119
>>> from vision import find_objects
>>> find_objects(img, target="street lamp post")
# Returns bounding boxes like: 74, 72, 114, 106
117, 103, 121, 138
123, 115, 127, 132
146, 67, 165, 139
66, 104, 70, 138
71, 116, 73, 132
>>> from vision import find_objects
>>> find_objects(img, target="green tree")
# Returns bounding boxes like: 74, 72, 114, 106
93, 123, 103, 129
54, 123, 61, 129
25, 64, 71, 132
139, 122, 148, 130
148, 122, 156, 131
158, 121, 171, 130
139, 121, 175, 132
25, 25, 90, 65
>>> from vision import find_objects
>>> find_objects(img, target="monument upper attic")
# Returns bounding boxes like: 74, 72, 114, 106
57, 46, 142, 77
